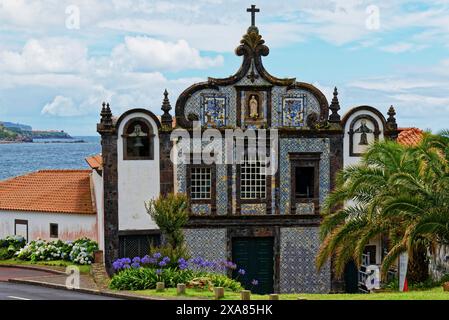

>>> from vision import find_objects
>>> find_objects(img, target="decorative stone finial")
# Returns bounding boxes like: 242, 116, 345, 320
329, 87, 341, 122
387, 105, 397, 130
98, 102, 113, 134
161, 89, 173, 129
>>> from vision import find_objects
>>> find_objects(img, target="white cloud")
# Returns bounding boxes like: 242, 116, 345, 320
42, 96, 84, 117
111, 36, 223, 72
0, 38, 88, 74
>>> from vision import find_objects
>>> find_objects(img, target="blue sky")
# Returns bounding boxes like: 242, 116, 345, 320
0, 0, 448, 135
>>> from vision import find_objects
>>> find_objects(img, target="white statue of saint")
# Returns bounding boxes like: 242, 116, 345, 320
249, 95, 259, 118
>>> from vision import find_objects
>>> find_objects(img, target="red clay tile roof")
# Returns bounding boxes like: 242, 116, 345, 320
0, 170, 96, 215
85, 154, 102, 170
397, 128, 424, 146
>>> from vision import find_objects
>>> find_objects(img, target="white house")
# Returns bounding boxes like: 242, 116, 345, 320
0, 169, 98, 242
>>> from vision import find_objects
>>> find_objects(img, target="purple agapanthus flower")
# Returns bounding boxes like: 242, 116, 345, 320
155, 269, 162, 275
238, 269, 246, 275
131, 262, 140, 269
112, 260, 123, 270
162, 256, 170, 263
141, 255, 150, 264
153, 252, 162, 259
132, 257, 141, 263
158, 261, 167, 267
251, 279, 259, 286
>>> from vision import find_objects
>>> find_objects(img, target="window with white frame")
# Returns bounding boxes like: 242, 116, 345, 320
240, 155, 267, 199
190, 167, 212, 200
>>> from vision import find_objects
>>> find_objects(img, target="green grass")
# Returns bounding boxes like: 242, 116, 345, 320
0, 259, 91, 274
132, 287, 449, 300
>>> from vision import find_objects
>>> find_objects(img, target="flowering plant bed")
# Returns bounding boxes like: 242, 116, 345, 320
110, 254, 252, 292
14, 237, 98, 265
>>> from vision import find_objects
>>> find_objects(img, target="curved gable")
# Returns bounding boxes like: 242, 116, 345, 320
175, 26, 330, 129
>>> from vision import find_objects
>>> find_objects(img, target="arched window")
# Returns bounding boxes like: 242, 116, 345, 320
123, 118, 154, 160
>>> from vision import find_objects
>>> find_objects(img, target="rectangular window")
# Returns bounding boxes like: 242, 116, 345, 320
295, 167, 315, 198
50, 223, 58, 238
241, 155, 266, 199
15, 220, 28, 242
190, 167, 212, 200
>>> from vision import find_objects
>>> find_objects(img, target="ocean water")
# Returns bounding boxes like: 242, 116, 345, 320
0, 136, 101, 181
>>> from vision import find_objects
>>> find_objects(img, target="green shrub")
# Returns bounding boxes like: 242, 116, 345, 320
0, 236, 26, 260
0, 248, 10, 260
209, 274, 243, 292
145, 193, 189, 249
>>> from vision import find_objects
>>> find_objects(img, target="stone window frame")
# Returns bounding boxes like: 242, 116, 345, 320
122, 117, 155, 160
236, 138, 272, 214
186, 159, 217, 215
348, 114, 380, 157
289, 152, 321, 215
240, 153, 267, 200
190, 167, 213, 200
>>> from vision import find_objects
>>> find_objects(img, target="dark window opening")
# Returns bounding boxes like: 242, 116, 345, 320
119, 234, 161, 258
123, 119, 154, 160
295, 167, 315, 198
50, 223, 58, 238
364, 245, 377, 265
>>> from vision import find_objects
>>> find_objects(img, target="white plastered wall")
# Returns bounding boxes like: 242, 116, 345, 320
117, 112, 160, 231
0, 211, 97, 242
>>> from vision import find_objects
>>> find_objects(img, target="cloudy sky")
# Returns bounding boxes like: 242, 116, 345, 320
0, 0, 448, 135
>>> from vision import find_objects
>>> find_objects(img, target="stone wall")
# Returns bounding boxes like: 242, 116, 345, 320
280, 227, 331, 293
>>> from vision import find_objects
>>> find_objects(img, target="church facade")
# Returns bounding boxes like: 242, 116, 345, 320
96, 8, 399, 294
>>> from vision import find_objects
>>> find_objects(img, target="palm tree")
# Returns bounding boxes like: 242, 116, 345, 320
317, 131, 449, 284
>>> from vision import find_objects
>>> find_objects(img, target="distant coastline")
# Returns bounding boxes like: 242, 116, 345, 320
0, 121, 83, 143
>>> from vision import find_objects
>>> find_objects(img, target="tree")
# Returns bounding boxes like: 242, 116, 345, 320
316, 131, 449, 284
145, 193, 189, 249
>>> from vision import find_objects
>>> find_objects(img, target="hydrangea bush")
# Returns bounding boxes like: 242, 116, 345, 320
0, 236, 26, 260
109, 253, 251, 292
15, 237, 98, 265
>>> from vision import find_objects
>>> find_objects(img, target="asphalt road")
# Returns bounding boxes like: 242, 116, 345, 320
0, 267, 120, 300
0, 282, 120, 300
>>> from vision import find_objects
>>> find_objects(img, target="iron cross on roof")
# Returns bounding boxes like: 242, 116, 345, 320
247, 5, 260, 27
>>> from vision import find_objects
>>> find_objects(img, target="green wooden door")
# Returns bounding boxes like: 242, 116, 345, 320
232, 237, 274, 295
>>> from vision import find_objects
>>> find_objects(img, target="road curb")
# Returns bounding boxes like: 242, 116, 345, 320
0, 264, 65, 275
7, 278, 165, 300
